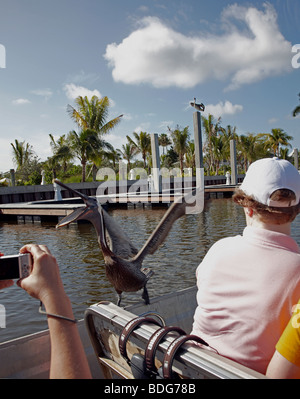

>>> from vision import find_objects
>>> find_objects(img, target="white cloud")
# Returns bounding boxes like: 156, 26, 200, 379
122, 113, 133, 121
12, 98, 31, 105
106, 133, 127, 148
31, 89, 53, 99
134, 122, 151, 133
159, 120, 174, 130
31, 134, 52, 161
63, 83, 101, 100
268, 117, 279, 124
104, 4, 292, 90
204, 101, 243, 117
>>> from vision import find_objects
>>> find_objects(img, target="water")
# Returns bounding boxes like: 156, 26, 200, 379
0, 198, 300, 343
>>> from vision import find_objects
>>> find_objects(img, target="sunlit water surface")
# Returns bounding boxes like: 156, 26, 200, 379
1, 198, 300, 342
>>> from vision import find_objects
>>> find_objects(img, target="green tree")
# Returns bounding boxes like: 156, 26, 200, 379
68, 129, 103, 182
259, 128, 293, 157
210, 135, 226, 175
202, 114, 222, 175
160, 146, 179, 169
118, 141, 139, 173
106, 147, 121, 171
10, 139, 35, 183
219, 125, 238, 160
185, 140, 195, 170
11, 139, 34, 170
67, 95, 123, 134
158, 133, 171, 155
67, 95, 123, 181
88, 139, 115, 181
292, 93, 300, 117
168, 125, 190, 174
126, 131, 151, 169
49, 134, 73, 174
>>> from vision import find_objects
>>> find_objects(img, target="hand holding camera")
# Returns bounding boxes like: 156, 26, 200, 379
0, 245, 67, 308
17, 244, 67, 305
0, 253, 32, 281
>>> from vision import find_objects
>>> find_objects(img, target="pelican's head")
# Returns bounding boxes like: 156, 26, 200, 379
54, 179, 100, 228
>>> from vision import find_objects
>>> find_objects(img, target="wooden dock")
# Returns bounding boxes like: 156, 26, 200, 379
0, 185, 237, 223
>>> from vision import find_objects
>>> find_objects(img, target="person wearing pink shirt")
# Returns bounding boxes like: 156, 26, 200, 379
191, 157, 300, 375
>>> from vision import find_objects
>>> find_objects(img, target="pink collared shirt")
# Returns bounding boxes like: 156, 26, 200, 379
191, 226, 300, 374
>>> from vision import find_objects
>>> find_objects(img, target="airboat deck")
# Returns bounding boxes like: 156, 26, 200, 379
0, 287, 266, 379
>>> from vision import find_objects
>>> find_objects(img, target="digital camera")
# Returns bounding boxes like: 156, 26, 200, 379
0, 254, 32, 280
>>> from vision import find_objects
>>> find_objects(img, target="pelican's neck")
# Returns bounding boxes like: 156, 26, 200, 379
90, 209, 113, 256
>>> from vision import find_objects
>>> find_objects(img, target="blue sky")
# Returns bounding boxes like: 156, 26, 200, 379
0, 0, 299, 173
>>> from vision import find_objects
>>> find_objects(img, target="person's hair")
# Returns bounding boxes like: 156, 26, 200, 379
233, 188, 300, 224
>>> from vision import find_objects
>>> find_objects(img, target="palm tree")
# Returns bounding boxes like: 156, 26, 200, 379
126, 131, 151, 169
237, 133, 266, 171
237, 134, 257, 171
202, 114, 222, 175
158, 133, 171, 155
67, 95, 123, 134
67, 95, 123, 181
118, 142, 138, 173
68, 129, 103, 182
259, 128, 293, 157
169, 125, 190, 174
88, 140, 115, 181
219, 125, 238, 160
280, 147, 290, 160
45, 155, 59, 180
49, 134, 73, 174
210, 135, 226, 175
11, 139, 33, 170
185, 140, 195, 170
106, 147, 121, 170
292, 93, 300, 117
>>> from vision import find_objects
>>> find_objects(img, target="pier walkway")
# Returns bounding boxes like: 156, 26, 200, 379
0, 184, 237, 223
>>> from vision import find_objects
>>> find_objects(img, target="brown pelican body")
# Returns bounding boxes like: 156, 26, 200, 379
54, 180, 198, 306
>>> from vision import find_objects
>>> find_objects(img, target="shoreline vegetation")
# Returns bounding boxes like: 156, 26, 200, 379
2, 92, 299, 187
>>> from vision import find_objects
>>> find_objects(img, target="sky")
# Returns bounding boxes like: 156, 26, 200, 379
0, 0, 299, 174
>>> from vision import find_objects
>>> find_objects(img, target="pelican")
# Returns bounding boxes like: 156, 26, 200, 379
190, 98, 205, 112
54, 180, 197, 306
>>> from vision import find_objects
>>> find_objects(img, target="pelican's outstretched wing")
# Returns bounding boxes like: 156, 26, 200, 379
133, 190, 198, 263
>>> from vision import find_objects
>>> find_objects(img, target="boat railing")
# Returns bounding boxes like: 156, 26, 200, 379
84, 300, 266, 380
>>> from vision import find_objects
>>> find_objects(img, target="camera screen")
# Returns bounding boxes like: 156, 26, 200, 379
0, 257, 19, 280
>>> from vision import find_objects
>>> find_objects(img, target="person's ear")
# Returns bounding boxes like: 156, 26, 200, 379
245, 207, 253, 217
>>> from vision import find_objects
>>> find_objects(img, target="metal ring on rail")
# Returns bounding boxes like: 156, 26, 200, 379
137, 311, 166, 327
162, 334, 209, 379
145, 326, 186, 374
119, 316, 163, 363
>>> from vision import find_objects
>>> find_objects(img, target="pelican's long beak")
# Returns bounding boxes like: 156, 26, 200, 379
54, 179, 99, 228
56, 206, 92, 228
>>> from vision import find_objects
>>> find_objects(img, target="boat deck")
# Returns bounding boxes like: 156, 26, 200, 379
0, 287, 266, 379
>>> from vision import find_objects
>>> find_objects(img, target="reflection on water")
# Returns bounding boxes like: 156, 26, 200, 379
1, 198, 300, 342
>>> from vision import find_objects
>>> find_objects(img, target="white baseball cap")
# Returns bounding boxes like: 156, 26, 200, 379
240, 157, 300, 207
